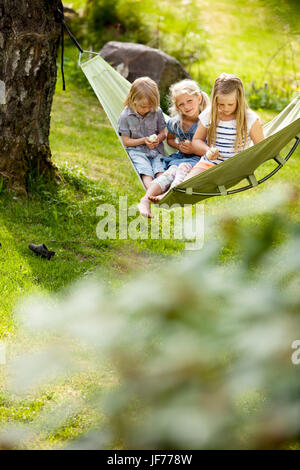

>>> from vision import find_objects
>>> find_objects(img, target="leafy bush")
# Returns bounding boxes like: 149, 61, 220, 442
83, 0, 153, 49
151, 0, 209, 71
67, 0, 210, 69
261, 0, 300, 35
2, 184, 300, 450
246, 82, 290, 111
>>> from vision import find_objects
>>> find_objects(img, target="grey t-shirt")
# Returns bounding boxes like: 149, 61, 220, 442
118, 106, 166, 156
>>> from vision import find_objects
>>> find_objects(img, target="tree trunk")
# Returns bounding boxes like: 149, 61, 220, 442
0, 0, 63, 193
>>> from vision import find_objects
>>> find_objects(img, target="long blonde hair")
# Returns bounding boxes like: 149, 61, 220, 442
124, 77, 160, 112
208, 73, 248, 151
169, 79, 210, 125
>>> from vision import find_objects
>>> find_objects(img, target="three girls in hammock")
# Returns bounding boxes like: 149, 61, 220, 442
118, 73, 264, 219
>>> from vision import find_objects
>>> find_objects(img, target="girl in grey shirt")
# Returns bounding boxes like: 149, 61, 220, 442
118, 77, 166, 189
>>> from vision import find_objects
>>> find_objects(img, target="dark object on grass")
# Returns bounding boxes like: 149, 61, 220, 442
28, 243, 55, 260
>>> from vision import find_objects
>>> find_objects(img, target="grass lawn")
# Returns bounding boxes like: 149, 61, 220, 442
198, 0, 299, 91
0, 0, 299, 449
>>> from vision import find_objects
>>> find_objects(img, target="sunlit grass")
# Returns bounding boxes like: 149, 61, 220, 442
198, 0, 299, 90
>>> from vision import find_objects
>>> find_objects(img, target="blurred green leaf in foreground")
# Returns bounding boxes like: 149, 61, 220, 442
3, 183, 300, 450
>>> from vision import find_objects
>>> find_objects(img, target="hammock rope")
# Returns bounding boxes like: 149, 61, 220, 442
55, 7, 84, 91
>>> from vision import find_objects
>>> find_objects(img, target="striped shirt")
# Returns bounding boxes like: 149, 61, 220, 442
199, 107, 260, 165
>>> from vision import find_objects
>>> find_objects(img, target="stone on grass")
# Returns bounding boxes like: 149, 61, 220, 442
100, 41, 190, 96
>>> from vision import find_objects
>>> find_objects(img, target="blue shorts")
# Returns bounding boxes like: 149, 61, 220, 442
163, 152, 201, 170
127, 149, 165, 178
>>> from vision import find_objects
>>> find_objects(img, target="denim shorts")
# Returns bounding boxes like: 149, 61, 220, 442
127, 149, 165, 178
163, 152, 201, 170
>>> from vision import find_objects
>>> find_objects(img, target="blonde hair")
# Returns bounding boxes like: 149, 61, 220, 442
208, 73, 248, 151
124, 77, 160, 112
169, 79, 210, 124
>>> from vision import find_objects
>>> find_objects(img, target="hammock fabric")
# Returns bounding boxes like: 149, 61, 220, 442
80, 53, 300, 206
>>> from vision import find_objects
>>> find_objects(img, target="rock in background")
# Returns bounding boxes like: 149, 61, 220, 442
100, 41, 190, 96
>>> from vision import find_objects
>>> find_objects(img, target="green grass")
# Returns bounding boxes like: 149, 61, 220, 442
197, 0, 299, 91
0, 64, 187, 448
0, 0, 299, 449
64, 0, 87, 11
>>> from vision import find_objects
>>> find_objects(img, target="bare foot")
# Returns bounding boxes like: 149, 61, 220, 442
137, 197, 153, 218
149, 193, 166, 202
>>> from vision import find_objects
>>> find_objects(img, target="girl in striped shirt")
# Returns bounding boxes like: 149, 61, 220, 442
186, 73, 264, 177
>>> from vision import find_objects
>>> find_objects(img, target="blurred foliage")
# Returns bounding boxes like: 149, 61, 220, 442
83, 0, 153, 48
1, 184, 300, 449
259, 0, 300, 35
66, 0, 209, 69
246, 82, 290, 112
148, 0, 209, 71
253, 34, 299, 110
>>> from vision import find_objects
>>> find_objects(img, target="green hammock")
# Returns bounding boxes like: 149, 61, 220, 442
80, 53, 300, 206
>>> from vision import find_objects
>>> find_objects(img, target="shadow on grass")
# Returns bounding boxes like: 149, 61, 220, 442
0, 165, 185, 334
0, 168, 124, 331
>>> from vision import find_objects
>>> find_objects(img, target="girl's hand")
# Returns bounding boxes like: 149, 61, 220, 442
206, 146, 220, 160
250, 119, 264, 145
145, 136, 159, 150
179, 140, 193, 154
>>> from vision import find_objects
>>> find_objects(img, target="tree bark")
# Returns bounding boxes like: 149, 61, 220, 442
0, 0, 63, 193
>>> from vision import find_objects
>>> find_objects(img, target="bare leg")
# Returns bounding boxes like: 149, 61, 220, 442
183, 166, 205, 181
147, 171, 167, 202
150, 164, 208, 202
149, 193, 166, 202
142, 174, 154, 189
138, 166, 178, 218
182, 163, 213, 182
170, 162, 192, 188
138, 182, 163, 218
